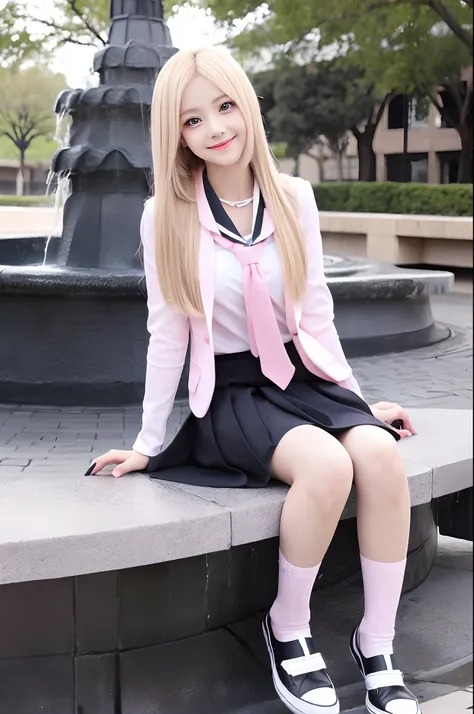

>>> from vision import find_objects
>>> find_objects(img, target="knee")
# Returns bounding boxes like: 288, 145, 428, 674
295, 440, 354, 510
350, 427, 408, 499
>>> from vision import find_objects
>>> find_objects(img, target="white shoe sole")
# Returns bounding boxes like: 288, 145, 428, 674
365, 696, 420, 714
349, 630, 420, 714
262, 619, 340, 714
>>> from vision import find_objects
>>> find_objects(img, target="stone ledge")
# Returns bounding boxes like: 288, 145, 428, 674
320, 212, 473, 241
0, 408, 471, 586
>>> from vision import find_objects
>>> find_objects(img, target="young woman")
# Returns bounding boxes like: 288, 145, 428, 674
87, 46, 420, 714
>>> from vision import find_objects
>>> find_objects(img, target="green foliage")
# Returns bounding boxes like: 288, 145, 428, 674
179, 0, 472, 63
0, 133, 58, 162
311, 182, 352, 212
251, 60, 372, 163
0, 1, 44, 65
313, 182, 473, 216
0, 194, 54, 206
0, 0, 178, 63
0, 66, 66, 194
0, 67, 67, 158
269, 142, 288, 160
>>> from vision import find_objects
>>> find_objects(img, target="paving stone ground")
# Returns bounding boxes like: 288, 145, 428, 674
0, 291, 471, 477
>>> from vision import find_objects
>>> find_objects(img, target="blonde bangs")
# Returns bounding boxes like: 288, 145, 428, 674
149, 46, 307, 317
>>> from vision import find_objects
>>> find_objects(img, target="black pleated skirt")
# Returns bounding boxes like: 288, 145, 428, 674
145, 341, 399, 488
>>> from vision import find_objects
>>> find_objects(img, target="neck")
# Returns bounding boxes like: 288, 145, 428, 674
205, 163, 254, 201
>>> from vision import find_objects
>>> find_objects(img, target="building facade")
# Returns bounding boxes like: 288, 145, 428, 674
0, 160, 51, 196
279, 94, 463, 185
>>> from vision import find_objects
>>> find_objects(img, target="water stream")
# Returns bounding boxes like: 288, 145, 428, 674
42, 108, 72, 267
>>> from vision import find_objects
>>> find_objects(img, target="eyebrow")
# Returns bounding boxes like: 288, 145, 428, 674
180, 94, 229, 117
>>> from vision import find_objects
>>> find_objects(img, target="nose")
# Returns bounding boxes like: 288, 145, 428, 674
208, 117, 225, 138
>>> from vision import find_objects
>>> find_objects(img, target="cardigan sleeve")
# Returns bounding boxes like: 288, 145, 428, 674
297, 179, 363, 399
132, 198, 190, 456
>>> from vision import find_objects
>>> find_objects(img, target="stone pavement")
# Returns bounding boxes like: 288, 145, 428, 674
420, 687, 472, 713
354, 291, 472, 410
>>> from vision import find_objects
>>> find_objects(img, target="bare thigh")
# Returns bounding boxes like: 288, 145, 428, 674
270, 424, 354, 495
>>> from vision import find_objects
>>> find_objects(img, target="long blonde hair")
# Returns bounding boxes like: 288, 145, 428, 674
150, 45, 307, 317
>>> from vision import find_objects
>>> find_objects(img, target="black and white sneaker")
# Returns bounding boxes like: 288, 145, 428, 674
349, 626, 420, 714
262, 614, 339, 714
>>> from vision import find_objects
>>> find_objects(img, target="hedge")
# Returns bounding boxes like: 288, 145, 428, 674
0, 195, 55, 207
2, 182, 472, 216
313, 182, 473, 217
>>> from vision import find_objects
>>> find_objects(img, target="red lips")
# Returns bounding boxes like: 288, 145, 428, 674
208, 136, 235, 150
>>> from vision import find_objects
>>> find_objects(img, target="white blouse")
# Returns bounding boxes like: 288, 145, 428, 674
212, 236, 292, 354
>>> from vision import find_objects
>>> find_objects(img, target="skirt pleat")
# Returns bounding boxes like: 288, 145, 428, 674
145, 341, 399, 488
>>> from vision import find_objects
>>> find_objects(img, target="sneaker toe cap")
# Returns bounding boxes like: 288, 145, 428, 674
302, 686, 338, 706
386, 699, 419, 714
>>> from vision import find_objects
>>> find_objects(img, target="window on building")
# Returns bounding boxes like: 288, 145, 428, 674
437, 87, 464, 129
411, 157, 429, 182
388, 94, 405, 129
438, 151, 460, 183
388, 93, 431, 130
408, 95, 431, 128
386, 153, 429, 182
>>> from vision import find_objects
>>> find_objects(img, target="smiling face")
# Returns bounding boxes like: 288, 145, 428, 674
180, 74, 247, 167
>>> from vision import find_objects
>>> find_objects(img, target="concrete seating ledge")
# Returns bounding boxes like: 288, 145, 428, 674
0, 407, 471, 586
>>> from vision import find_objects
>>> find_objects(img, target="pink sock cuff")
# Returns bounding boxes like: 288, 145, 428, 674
279, 550, 321, 578
360, 554, 407, 567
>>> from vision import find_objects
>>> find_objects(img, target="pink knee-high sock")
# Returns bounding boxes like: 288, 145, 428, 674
359, 555, 407, 657
269, 551, 321, 643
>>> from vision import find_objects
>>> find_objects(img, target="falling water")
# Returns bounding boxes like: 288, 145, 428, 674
42, 108, 72, 266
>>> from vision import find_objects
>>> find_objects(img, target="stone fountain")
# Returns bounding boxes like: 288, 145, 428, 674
0, 0, 453, 406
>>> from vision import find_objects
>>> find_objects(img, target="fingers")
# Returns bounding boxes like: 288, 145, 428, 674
85, 450, 122, 476
111, 460, 135, 478
398, 408, 417, 435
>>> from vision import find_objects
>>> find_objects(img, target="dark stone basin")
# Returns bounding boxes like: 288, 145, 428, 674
0, 241, 454, 406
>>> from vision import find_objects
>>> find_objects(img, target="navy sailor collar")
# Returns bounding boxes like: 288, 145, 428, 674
203, 169, 265, 246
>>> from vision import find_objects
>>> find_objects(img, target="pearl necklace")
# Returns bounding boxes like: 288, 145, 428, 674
218, 196, 254, 208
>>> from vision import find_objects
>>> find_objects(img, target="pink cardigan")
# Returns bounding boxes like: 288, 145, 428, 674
133, 172, 362, 457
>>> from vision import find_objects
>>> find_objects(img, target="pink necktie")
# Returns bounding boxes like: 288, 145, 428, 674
213, 233, 295, 390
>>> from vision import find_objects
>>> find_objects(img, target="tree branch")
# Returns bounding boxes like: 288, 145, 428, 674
0, 130, 19, 145
23, 132, 43, 145
320, 0, 414, 26
57, 35, 96, 47
318, 0, 472, 54
426, 0, 473, 53
28, 16, 100, 47
373, 91, 394, 127
428, 91, 444, 116
66, 0, 107, 45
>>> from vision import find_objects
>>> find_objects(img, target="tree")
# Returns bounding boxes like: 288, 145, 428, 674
179, 0, 472, 57
0, 67, 68, 194
0, 1, 44, 65
252, 61, 392, 181
0, 1, 177, 63
251, 60, 375, 178
409, 30, 472, 182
